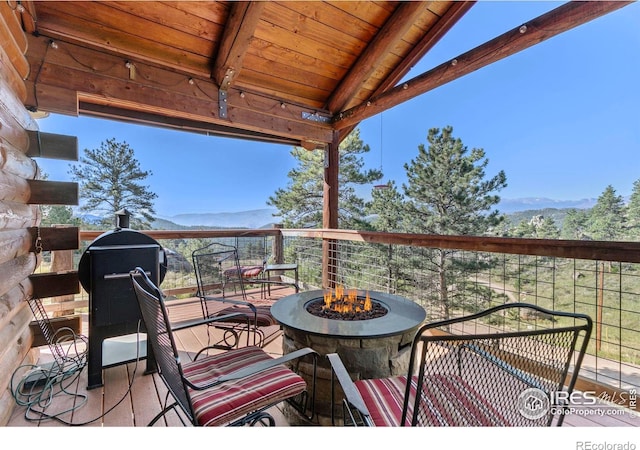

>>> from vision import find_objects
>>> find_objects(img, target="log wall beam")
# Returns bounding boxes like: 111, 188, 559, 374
28, 271, 80, 299
26, 180, 78, 205
333, 1, 633, 130
0, 227, 79, 267
26, 130, 78, 160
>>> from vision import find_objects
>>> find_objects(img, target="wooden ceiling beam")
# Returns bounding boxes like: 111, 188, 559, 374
25, 34, 333, 144
333, 1, 633, 130
78, 102, 302, 146
338, 0, 475, 142
213, 1, 266, 89
325, 1, 428, 114
371, 1, 476, 99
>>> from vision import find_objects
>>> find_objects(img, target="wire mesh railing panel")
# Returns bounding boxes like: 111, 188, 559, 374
280, 236, 640, 394
42, 229, 640, 398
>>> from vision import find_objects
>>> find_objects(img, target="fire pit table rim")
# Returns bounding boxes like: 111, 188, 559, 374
271, 290, 426, 339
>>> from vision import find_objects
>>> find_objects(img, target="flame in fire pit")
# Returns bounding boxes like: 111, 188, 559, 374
323, 285, 372, 314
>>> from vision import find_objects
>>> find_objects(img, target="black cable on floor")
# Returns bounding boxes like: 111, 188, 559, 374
11, 321, 144, 426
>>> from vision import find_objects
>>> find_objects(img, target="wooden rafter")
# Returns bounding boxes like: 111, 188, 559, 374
333, 1, 633, 130
370, 1, 475, 99
325, 1, 428, 114
213, 1, 266, 89
338, 0, 475, 142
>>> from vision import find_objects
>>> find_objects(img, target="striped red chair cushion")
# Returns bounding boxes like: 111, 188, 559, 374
355, 375, 415, 426
223, 265, 264, 278
183, 345, 306, 426
355, 374, 511, 426
217, 305, 278, 326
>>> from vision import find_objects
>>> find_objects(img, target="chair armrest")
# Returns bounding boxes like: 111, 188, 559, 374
203, 295, 257, 313
219, 347, 317, 382
327, 353, 371, 421
171, 312, 250, 332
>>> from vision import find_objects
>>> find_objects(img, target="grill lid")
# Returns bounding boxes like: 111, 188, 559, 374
78, 228, 167, 292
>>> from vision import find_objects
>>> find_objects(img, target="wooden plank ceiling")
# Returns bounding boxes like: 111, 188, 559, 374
17, 1, 630, 148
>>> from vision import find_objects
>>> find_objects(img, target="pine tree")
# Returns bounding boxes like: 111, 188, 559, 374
403, 126, 507, 319
403, 126, 506, 236
536, 216, 560, 239
512, 218, 537, 238
588, 185, 625, 241
367, 180, 405, 232
69, 138, 157, 228
560, 208, 590, 240
625, 179, 640, 240
41, 205, 81, 227
268, 128, 382, 229
365, 181, 411, 293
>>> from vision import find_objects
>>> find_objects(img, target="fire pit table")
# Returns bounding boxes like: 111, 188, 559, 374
271, 289, 426, 425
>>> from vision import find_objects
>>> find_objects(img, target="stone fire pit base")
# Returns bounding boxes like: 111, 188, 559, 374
281, 323, 419, 426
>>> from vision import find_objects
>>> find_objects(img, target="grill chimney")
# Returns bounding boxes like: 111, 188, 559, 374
115, 208, 130, 229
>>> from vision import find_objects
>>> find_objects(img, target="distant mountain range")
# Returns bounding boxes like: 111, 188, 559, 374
152, 198, 599, 229
496, 197, 597, 213
160, 208, 279, 229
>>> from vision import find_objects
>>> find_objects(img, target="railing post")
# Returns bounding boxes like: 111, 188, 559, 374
273, 224, 284, 264
322, 238, 337, 289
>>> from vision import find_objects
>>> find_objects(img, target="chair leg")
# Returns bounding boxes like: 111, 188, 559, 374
148, 401, 188, 427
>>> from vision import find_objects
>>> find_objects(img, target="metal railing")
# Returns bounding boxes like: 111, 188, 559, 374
38, 228, 640, 405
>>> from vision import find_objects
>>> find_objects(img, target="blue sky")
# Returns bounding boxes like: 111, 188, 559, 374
35, 1, 640, 218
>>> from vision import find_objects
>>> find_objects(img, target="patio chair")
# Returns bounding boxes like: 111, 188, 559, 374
130, 267, 317, 426
192, 242, 281, 348
235, 236, 299, 298
328, 302, 592, 427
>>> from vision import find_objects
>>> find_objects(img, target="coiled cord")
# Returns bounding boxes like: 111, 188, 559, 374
11, 322, 143, 426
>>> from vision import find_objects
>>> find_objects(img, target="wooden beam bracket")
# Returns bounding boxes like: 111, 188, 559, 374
219, 87, 228, 119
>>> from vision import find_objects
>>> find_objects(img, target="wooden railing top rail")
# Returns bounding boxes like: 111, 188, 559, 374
79, 228, 640, 264
79, 228, 281, 242
282, 229, 640, 264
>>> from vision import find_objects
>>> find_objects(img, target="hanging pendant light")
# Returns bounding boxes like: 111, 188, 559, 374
374, 112, 389, 190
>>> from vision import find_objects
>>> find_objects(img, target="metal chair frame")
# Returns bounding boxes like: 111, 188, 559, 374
192, 241, 281, 348
329, 302, 592, 427
235, 237, 300, 297
27, 297, 88, 376
130, 267, 317, 426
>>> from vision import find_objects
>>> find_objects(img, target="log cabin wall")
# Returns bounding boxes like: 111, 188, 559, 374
0, 2, 79, 425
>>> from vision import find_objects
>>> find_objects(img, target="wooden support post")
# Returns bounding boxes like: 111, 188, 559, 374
272, 224, 284, 265
322, 132, 339, 289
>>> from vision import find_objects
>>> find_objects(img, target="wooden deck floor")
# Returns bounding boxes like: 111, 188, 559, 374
6, 285, 639, 428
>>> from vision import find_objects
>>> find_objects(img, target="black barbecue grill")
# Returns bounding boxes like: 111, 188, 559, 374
78, 210, 167, 389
